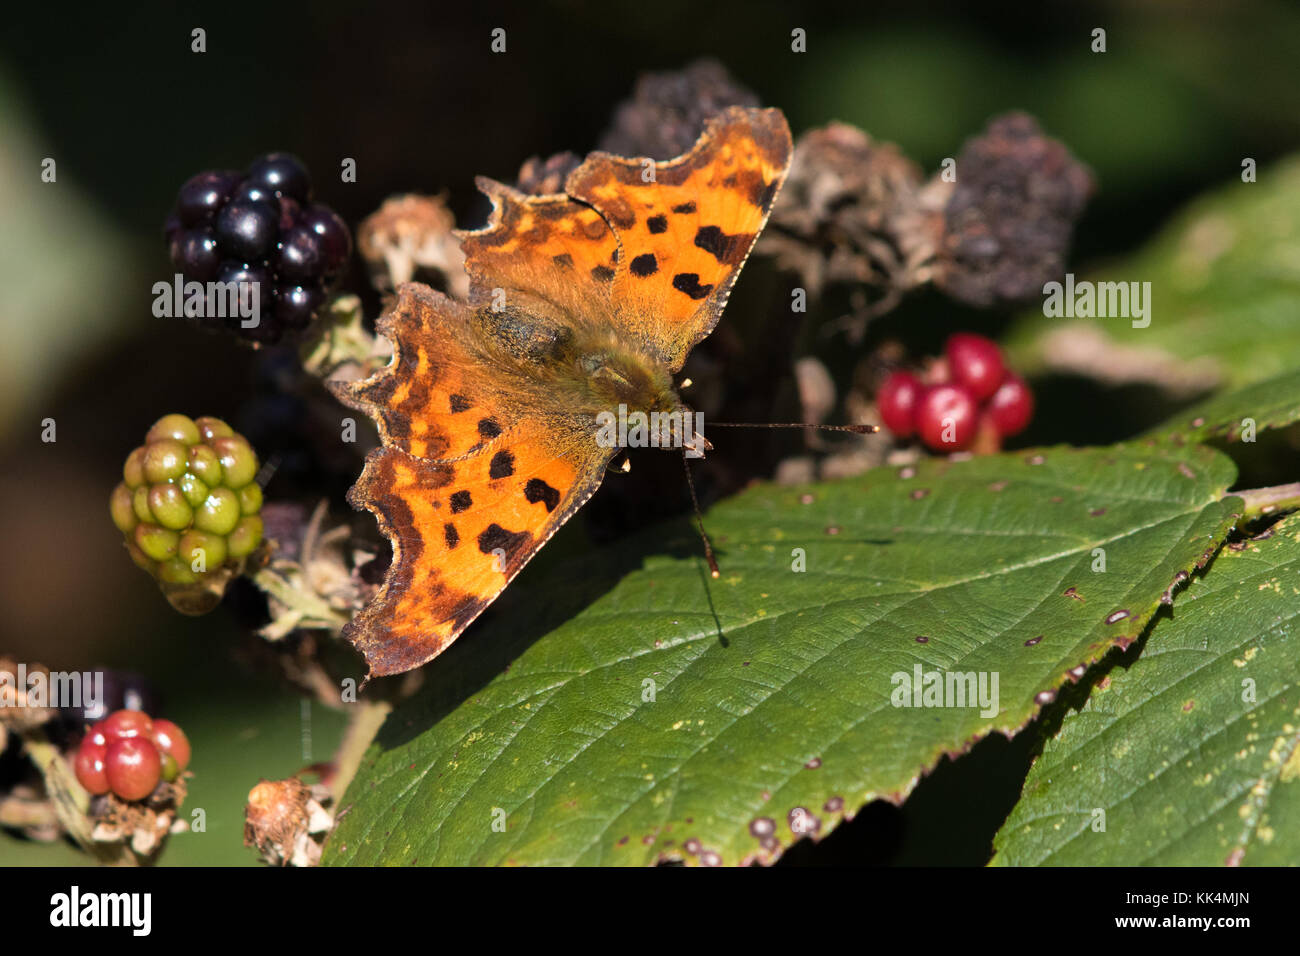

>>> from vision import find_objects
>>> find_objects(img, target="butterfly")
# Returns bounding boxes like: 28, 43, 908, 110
333, 106, 794, 678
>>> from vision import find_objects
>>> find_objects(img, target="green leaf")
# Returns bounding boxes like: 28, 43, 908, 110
324, 442, 1242, 866
992, 515, 1300, 866
1004, 156, 1300, 393
1145, 367, 1300, 444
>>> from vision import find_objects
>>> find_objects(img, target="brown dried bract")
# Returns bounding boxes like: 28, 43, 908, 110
245, 777, 334, 867
0, 657, 57, 731
87, 777, 190, 863
357, 194, 469, 299
767, 122, 932, 304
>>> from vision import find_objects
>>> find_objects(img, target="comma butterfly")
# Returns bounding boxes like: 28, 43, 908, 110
333, 106, 794, 677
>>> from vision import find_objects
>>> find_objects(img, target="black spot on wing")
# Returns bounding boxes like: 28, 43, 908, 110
489, 450, 515, 479
449, 490, 472, 513
524, 478, 561, 512
752, 178, 778, 210
672, 273, 714, 300
591, 265, 615, 283
671, 201, 697, 214
630, 253, 658, 277
552, 253, 574, 269
477, 523, 531, 559
449, 394, 471, 413
478, 418, 502, 439
694, 225, 747, 264
646, 214, 668, 234
443, 523, 459, 548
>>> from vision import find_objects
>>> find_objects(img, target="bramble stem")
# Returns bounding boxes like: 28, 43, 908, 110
327, 699, 392, 805
1233, 482, 1300, 518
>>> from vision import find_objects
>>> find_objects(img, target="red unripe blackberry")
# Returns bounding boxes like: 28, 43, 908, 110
100, 709, 154, 740
86, 721, 109, 747
74, 709, 192, 800
916, 383, 979, 452
878, 371, 923, 439
945, 333, 1006, 402
104, 738, 163, 802
74, 741, 110, 795
151, 719, 192, 777
986, 373, 1035, 437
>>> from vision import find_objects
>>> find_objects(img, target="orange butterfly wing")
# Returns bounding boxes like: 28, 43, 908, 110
336, 284, 504, 462
458, 180, 623, 324
336, 107, 792, 678
333, 285, 614, 678
566, 106, 792, 369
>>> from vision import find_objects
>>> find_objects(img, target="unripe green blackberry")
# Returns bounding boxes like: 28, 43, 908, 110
111, 414, 265, 613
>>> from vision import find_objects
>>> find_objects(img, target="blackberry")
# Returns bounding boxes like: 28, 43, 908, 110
876, 334, 1035, 453
73, 710, 192, 802
111, 414, 265, 613
165, 152, 352, 345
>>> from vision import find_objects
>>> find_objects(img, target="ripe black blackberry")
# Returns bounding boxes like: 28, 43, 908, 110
165, 152, 351, 345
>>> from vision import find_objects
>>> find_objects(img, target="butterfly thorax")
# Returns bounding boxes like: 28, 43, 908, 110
575, 345, 678, 418
565, 333, 690, 447
477, 304, 684, 442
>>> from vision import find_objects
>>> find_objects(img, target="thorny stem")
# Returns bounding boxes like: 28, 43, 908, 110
1233, 482, 1300, 519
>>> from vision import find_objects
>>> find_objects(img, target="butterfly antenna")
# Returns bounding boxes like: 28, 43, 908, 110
682, 447, 720, 579
708, 422, 879, 434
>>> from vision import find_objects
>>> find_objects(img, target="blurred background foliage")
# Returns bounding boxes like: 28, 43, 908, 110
1, 0, 1297, 864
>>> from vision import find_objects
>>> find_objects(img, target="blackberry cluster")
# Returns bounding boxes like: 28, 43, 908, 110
74, 709, 191, 802
110, 414, 265, 591
878, 333, 1034, 453
164, 153, 352, 344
